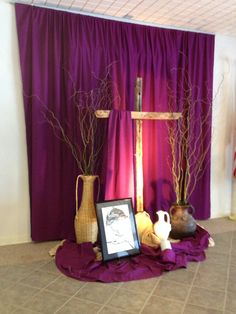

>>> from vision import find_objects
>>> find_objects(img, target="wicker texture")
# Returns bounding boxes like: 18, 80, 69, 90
74, 175, 99, 244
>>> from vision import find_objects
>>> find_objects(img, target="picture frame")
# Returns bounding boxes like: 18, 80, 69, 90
95, 198, 140, 262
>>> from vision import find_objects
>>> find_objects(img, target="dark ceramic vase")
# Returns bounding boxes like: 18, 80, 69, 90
169, 203, 197, 239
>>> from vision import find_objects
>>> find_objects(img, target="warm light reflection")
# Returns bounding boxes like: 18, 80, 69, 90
136, 119, 143, 212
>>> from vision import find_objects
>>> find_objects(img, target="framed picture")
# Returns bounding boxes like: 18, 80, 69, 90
95, 198, 140, 262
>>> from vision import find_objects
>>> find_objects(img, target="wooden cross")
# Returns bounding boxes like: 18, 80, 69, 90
95, 77, 182, 212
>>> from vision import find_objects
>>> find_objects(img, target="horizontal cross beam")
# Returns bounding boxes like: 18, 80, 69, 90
95, 110, 182, 120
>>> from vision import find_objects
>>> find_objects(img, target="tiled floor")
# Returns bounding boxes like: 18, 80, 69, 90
0, 217, 236, 314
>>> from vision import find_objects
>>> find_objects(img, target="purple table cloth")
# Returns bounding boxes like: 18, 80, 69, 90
55, 225, 210, 282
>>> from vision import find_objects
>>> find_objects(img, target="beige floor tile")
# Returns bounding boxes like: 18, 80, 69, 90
198, 260, 228, 276
0, 278, 15, 291
186, 261, 199, 272
197, 218, 236, 235
0, 265, 9, 276
45, 276, 85, 296
193, 270, 227, 290
230, 253, 236, 266
227, 277, 236, 292
231, 233, 236, 253
38, 260, 61, 274
96, 305, 133, 314
121, 277, 158, 293
225, 291, 236, 313
210, 232, 233, 254
19, 270, 60, 289
0, 242, 58, 266
75, 282, 117, 304
0, 265, 35, 282
12, 307, 41, 314
205, 250, 230, 265
187, 286, 225, 311
0, 283, 40, 306
105, 282, 123, 287
23, 290, 68, 314
152, 279, 190, 302
141, 295, 184, 314
0, 301, 18, 314
183, 303, 223, 314
162, 268, 195, 285
107, 288, 148, 313
56, 297, 102, 314
229, 264, 236, 276
0, 218, 236, 314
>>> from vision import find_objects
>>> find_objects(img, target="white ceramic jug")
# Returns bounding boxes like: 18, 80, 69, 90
153, 210, 172, 250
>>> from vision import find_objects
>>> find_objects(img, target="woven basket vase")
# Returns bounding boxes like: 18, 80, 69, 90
74, 175, 99, 244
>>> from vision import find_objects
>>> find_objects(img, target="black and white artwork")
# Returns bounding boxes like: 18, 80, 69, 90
96, 198, 140, 262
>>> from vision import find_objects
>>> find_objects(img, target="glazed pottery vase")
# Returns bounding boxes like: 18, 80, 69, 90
169, 203, 197, 239
74, 175, 99, 244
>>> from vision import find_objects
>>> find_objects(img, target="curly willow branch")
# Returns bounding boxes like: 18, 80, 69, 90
42, 63, 120, 175
166, 69, 223, 204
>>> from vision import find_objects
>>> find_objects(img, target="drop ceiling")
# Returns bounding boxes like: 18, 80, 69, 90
12, 0, 236, 37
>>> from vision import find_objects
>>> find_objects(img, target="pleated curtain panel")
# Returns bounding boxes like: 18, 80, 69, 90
15, 3, 214, 241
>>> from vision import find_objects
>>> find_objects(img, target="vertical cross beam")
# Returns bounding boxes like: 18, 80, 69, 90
135, 77, 144, 212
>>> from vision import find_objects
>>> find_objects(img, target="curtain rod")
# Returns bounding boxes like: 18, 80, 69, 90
9, 0, 213, 36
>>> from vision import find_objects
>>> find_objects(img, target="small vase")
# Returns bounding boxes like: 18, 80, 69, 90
169, 203, 197, 239
74, 175, 99, 244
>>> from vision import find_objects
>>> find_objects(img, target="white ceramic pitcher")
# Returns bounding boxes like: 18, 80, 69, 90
153, 210, 172, 250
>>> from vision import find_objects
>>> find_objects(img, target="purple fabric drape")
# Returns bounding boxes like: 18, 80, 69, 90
105, 110, 134, 204
15, 3, 214, 241
55, 225, 210, 282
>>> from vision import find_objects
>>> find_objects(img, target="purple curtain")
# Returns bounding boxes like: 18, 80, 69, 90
15, 3, 214, 241
105, 110, 134, 204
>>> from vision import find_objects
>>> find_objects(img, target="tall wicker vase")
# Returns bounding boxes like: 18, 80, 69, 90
74, 175, 99, 244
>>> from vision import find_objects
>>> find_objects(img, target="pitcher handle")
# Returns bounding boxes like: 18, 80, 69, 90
75, 175, 83, 213
164, 212, 170, 224
95, 176, 100, 202
169, 205, 176, 217
188, 204, 195, 216
75, 175, 100, 213
156, 211, 170, 224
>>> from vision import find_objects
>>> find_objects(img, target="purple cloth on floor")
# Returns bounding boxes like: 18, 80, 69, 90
55, 225, 209, 282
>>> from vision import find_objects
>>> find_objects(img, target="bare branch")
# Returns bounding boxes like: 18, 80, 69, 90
42, 64, 119, 175
166, 68, 223, 204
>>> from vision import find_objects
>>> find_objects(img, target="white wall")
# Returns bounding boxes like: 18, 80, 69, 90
0, 1, 31, 245
211, 35, 236, 218
0, 2, 236, 245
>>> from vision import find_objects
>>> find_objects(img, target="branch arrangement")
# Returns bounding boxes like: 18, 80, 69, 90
167, 69, 223, 204
42, 64, 120, 175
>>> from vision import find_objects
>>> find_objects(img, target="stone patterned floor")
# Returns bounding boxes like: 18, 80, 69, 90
0, 217, 236, 314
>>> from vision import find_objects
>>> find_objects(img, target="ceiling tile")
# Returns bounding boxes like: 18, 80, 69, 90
12, 0, 236, 36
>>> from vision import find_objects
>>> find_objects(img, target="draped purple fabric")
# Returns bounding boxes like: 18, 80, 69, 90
105, 110, 134, 204
55, 225, 210, 282
15, 3, 214, 241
